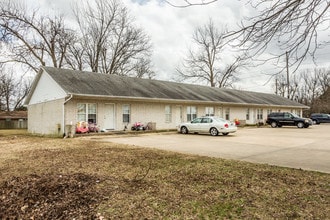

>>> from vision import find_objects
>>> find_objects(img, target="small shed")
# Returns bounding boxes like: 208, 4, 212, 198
0, 111, 28, 129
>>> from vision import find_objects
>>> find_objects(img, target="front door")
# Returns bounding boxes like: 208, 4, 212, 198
104, 104, 115, 130
175, 105, 183, 125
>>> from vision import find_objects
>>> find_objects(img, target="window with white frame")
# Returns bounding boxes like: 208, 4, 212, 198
205, 107, 214, 116
77, 103, 97, 123
246, 108, 250, 120
225, 108, 230, 120
187, 106, 197, 121
257, 108, 263, 120
122, 104, 130, 123
267, 109, 272, 116
165, 105, 172, 123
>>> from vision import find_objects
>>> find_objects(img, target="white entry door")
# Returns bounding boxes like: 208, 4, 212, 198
104, 104, 115, 130
175, 106, 183, 125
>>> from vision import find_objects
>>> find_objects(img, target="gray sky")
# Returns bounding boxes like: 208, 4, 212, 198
23, 0, 330, 93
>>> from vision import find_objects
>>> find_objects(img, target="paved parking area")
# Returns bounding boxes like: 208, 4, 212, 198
87, 124, 330, 173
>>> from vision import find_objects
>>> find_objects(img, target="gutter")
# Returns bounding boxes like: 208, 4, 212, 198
64, 94, 73, 104
69, 93, 309, 109
62, 94, 74, 135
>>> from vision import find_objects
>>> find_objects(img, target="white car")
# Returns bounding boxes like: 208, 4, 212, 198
177, 116, 237, 136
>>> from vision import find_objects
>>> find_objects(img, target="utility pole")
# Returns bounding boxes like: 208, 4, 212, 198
275, 78, 278, 95
286, 51, 290, 99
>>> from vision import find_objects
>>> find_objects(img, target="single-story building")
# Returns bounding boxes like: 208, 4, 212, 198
0, 111, 28, 129
24, 66, 309, 136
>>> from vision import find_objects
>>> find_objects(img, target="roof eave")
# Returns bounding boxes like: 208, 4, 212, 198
67, 93, 309, 108
24, 67, 45, 106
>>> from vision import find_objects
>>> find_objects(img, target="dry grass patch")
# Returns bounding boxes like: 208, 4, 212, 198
0, 134, 329, 219
0, 129, 28, 136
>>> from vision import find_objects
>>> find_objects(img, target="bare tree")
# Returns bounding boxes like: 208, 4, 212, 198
130, 57, 155, 79
301, 68, 329, 108
0, 67, 6, 111
177, 19, 247, 87
316, 68, 330, 93
0, 70, 14, 111
165, 0, 218, 8
274, 73, 300, 100
312, 87, 330, 113
73, 0, 153, 78
233, 0, 330, 73
275, 67, 330, 107
168, 0, 330, 73
0, 1, 77, 73
218, 56, 248, 88
0, 66, 30, 111
64, 39, 86, 71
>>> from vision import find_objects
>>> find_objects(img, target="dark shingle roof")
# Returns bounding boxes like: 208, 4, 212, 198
41, 66, 307, 108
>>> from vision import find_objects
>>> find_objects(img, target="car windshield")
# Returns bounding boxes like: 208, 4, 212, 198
291, 113, 300, 118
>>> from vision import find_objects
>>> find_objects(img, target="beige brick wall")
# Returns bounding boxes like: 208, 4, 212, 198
65, 99, 181, 131
28, 98, 64, 136
62, 98, 305, 132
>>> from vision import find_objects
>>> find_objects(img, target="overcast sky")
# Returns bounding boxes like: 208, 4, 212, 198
24, 0, 330, 93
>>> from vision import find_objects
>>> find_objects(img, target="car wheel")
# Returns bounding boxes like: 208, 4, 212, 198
297, 122, 304, 128
270, 121, 277, 128
210, 127, 219, 136
181, 126, 188, 134
222, 133, 229, 136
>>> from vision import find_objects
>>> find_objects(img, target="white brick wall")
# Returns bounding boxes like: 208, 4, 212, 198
28, 98, 64, 136
28, 97, 305, 135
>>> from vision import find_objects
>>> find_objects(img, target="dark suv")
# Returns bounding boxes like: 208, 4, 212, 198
266, 112, 312, 128
310, 113, 330, 124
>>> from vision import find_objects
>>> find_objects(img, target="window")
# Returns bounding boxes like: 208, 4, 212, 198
165, 105, 172, 123
257, 108, 263, 120
77, 103, 97, 123
201, 118, 212, 123
267, 109, 272, 115
284, 112, 291, 118
225, 108, 230, 120
191, 117, 202, 123
205, 107, 214, 116
123, 104, 130, 123
187, 106, 197, 121
88, 104, 97, 123
246, 108, 250, 120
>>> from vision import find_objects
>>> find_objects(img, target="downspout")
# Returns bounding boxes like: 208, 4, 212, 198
63, 94, 73, 136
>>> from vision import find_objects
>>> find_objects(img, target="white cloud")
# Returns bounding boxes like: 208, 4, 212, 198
123, 0, 252, 81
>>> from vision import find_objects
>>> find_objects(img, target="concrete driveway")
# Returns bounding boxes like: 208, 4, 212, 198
86, 124, 330, 173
